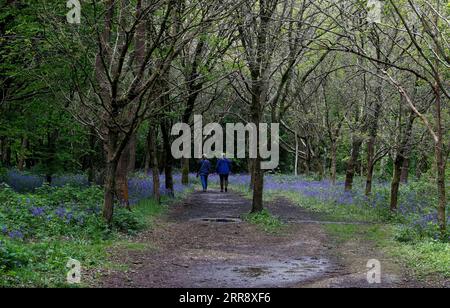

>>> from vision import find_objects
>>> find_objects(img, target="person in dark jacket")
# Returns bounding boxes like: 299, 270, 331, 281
197, 154, 212, 192
216, 153, 232, 193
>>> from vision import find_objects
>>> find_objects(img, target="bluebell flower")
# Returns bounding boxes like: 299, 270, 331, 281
55, 207, 67, 219
8, 230, 24, 240
30, 207, 45, 217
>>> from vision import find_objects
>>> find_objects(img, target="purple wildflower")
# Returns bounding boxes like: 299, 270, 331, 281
30, 207, 45, 217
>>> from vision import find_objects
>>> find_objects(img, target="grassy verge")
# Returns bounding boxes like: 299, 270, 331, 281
243, 209, 284, 233
324, 223, 450, 281
0, 187, 186, 288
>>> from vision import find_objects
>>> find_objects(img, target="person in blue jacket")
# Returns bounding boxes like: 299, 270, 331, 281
216, 153, 232, 193
197, 154, 212, 192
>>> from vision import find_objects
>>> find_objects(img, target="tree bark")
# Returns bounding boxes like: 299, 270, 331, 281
390, 154, 404, 211
390, 112, 415, 211
44, 130, 58, 185
330, 141, 337, 185
115, 140, 131, 207
18, 137, 28, 171
400, 157, 410, 183
251, 86, 263, 213
147, 125, 161, 204
294, 131, 299, 176
127, 133, 137, 174
161, 121, 174, 197
181, 158, 190, 185
87, 129, 96, 184
103, 159, 118, 224
365, 135, 376, 195
345, 136, 363, 191
434, 77, 447, 237
248, 158, 255, 190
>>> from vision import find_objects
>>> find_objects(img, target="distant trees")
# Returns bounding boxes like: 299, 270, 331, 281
313, 0, 448, 236
43, 0, 233, 223
0, 0, 447, 235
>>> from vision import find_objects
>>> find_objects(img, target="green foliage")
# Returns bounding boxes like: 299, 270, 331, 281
0, 165, 6, 181
0, 184, 107, 241
244, 209, 284, 233
391, 240, 450, 279
0, 240, 31, 272
112, 208, 146, 235
0, 183, 166, 287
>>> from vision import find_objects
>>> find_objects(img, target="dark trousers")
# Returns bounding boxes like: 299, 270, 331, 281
200, 175, 208, 191
219, 174, 229, 191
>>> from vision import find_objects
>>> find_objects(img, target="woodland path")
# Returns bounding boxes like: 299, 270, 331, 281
95, 190, 427, 288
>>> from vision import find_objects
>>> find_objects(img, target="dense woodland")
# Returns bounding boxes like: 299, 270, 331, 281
0, 0, 448, 248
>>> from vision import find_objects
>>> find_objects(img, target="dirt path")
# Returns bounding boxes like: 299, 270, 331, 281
96, 190, 424, 288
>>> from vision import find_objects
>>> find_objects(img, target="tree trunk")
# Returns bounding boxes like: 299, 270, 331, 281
161, 121, 174, 197
252, 156, 264, 213
144, 150, 150, 174
127, 133, 137, 174
103, 159, 118, 224
295, 131, 299, 176
434, 79, 447, 237
365, 135, 376, 195
181, 158, 190, 185
1, 138, 11, 167
18, 137, 28, 171
345, 136, 363, 191
330, 144, 337, 185
436, 142, 447, 237
87, 129, 96, 184
315, 156, 324, 181
44, 130, 58, 185
390, 112, 415, 211
248, 158, 255, 190
148, 126, 161, 204
365, 46, 383, 195
400, 158, 410, 183
390, 154, 403, 211
251, 90, 263, 213
115, 140, 131, 207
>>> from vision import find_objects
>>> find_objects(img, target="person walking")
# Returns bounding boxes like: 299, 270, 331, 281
216, 153, 232, 193
197, 154, 212, 192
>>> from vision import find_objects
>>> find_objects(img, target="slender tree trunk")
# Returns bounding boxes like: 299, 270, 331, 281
345, 136, 363, 191
161, 121, 174, 197
390, 154, 403, 211
434, 80, 447, 237
390, 113, 415, 211
18, 137, 28, 171
127, 133, 137, 174
365, 136, 376, 195
248, 157, 255, 190
1, 138, 11, 167
103, 159, 118, 224
87, 129, 96, 184
316, 157, 324, 181
365, 46, 383, 195
44, 130, 58, 185
252, 156, 264, 213
148, 125, 161, 204
330, 142, 337, 185
181, 158, 190, 185
400, 157, 410, 183
251, 95, 263, 213
144, 152, 150, 174
295, 131, 299, 176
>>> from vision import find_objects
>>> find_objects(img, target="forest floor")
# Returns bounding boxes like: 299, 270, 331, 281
93, 190, 442, 288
